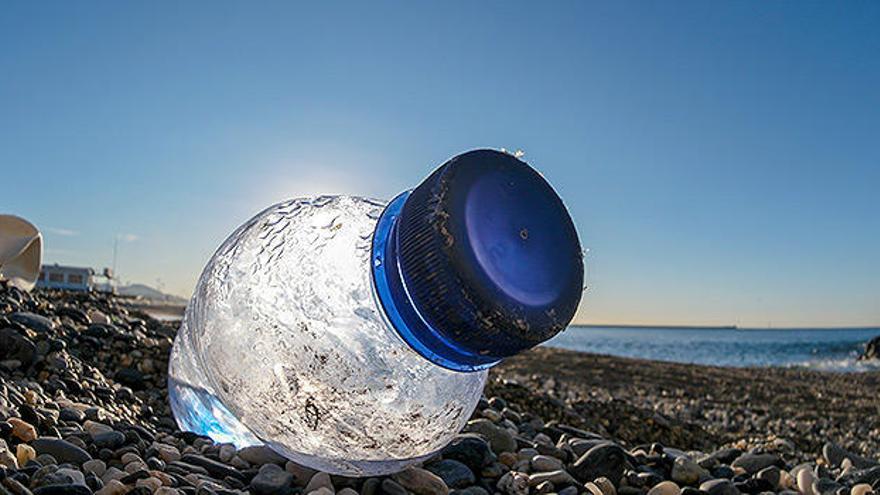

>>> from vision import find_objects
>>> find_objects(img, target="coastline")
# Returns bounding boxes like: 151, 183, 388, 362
3, 287, 880, 495
493, 347, 880, 461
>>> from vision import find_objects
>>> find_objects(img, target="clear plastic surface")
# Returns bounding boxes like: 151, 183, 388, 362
168, 196, 488, 476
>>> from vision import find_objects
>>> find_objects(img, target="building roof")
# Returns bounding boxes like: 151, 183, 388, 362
41, 264, 95, 275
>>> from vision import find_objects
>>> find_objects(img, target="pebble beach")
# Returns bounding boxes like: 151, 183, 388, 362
2, 283, 880, 495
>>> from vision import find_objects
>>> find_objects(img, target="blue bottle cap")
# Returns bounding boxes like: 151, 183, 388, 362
372, 149, 583, 371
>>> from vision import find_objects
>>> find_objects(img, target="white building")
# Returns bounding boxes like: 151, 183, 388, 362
36, 264, 94, 291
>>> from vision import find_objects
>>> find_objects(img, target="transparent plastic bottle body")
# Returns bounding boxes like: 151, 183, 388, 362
168, 196, 488, 476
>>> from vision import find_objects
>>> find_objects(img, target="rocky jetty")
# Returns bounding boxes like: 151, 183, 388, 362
2, 282, 880, 495
858, 336, 880, 361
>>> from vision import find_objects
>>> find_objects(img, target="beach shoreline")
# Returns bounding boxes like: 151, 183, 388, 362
3, 286, 880, 495
494, 347, 880, 461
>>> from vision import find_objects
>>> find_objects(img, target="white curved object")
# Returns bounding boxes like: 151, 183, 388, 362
0, 215, 43, 291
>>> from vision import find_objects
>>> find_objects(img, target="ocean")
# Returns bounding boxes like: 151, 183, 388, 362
545, 325, 880, 372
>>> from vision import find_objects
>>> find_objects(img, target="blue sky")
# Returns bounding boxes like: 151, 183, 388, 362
2, 2, 878, 327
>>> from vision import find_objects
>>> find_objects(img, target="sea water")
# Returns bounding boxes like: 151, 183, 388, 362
546, 325, 880, 372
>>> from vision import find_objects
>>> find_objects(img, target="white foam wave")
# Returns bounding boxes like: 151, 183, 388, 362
788, 357, 880, 373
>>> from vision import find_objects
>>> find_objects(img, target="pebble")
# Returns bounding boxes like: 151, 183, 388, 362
153, 443, 181, 463
464, 419, 517, 454
251, 463, 295, 495
95, 479, 128, 495
179, 453, 241, 479
533, 480, 554, 494
0, 328, 36, 366
585, 482, 605, 495
83, 459, 107, 477
757, 466, 781, 489
671, 456, 707, 485
593, 477, 617, 495
286, 460, 318, 484
570, 443, 627, 485
9, 417, 38, 442
852, 484, 873, 495
393, 467, 451, 495
498, 451, 518, 467
83, 420, 113, 437
731, 453, 782, 474
0, 448, 17, 469
305, 471, 335, 493
531, 454, 564, 472
648, 481, 682, 495
237, 445, 287, 465
15, 443, 36, 466
102, 466, 126, 483
93, 430, 126, 449
824, 442, 878, 470
441, 434, 496, 471
31, 437, 92, 464
136, 476, 164, 492
426, 459, 476, 489
9, 311, 56, 333
382, 479, 410, 495
528, 469, 577, 487
497, 471, 530, 495
218, 443, 236, 462
32, 484, 93, 495
797, 469, 818, 495
699, 479, 739, 495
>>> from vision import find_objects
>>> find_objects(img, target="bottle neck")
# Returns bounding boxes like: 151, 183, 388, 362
371, 191, 500, 372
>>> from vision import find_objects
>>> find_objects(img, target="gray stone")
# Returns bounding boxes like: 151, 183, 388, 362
32, 484, 92, 495
699, 479, 739, 495
92, 430, 126, 449
528, 469, 577, 487
531, 454, 564, 472
838, 466, 880, 486
304, 472, 334, 493
83, 459, 107, 477
393, 467, 450, 495
0, 328, 36, 366
570, 439, 611, 457
816, 478, 843, 495
251, 463, 295, 495
381, 479, 409, 495
731, 453, 781, 474
426, 459, 476, 489
497, 471, 530, 495
671, 457, 707, 486
756, 466, 780, 489
238, 445, 288, 465
464, 419, 517, 454
179, 453, 243, 480
441, 434, 496, 470
570, 443, 628, 485
32, 438, 92, 464
823, 443, 877, 470
697, 449, 743, 469
9, 312, 55, 333
451, 488, 490, 495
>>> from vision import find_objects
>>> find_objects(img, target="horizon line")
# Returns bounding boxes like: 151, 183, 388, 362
570, 323, 880, 331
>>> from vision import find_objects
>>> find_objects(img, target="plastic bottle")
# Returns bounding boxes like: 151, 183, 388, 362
168, 149, 583, 476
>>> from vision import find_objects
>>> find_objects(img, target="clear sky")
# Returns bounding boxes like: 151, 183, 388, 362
2, 2, 878, 327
